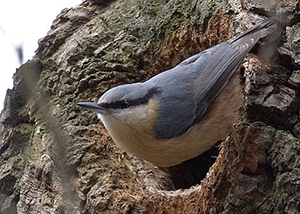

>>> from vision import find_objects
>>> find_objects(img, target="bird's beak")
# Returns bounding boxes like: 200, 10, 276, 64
77, 102, 107, 114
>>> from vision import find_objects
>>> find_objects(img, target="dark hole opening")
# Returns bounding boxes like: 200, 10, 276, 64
166, 143, 220, 189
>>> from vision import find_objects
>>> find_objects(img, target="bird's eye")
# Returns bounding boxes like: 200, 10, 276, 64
99, 102, 109, 108
123, 99, 130, 107
114, 99, 131, 109
98, 100, 131, 109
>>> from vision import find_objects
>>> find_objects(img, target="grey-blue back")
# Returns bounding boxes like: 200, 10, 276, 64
144, 18, 275, 139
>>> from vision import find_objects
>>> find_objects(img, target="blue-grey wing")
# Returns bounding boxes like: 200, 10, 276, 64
148, 44, 242, 139
147, 18, 275, 139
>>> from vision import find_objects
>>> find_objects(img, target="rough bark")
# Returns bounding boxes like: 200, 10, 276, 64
0, 0, 299, 213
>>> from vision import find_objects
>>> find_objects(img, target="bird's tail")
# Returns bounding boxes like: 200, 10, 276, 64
231, 18, 276, 43
230, 17, 276, 54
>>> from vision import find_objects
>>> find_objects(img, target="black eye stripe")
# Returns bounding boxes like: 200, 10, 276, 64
100, 88, 160, 109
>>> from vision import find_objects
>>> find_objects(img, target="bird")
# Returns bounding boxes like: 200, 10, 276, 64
78, 18, 275, 167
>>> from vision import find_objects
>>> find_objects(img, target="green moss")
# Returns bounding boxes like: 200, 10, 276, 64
13, 123, 47, 161
11, 156, 26, 174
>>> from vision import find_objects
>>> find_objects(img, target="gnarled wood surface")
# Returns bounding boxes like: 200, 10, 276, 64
0, 0, 300, 213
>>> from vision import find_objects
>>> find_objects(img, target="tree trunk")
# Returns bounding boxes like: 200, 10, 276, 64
1, 0, 299, 213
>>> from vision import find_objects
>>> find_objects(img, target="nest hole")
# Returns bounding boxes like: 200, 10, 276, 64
166, 143, 220, 189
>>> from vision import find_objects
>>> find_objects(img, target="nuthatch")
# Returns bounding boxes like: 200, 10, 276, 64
78, 18, 275, 167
